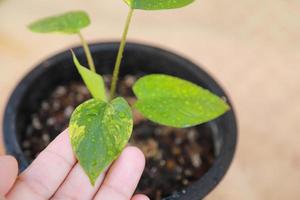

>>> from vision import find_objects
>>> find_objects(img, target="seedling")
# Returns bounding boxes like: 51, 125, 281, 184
28, 0, 229, 185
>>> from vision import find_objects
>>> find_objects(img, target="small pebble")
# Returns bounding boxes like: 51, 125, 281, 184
141, 139, 158, 158
64, 106, 74, 117
52, 101, 60, 111
182, 179, 189, 186
175, 174, 182, 180
166, 160, 176, 170
32, 116, 42, 130
175, 137, 183, 145
42, 133, 50, 143
187, 129, 197, 141
191, 153, 202, 168
171, 147, 181, 156
178, 156, 185, 165
155, 150, 163, 160
22, 141, 30, 148
75, 93, 85, 102
78, 85, 89, 95
41, 102, 50, 111
175, 166, 183, 173
55, 86, 67, 96
46, 118, 55, 126
159, 159, 166, 166
184, 169, 193, 176
150, 167, 158, 174
124, 75, 136, 87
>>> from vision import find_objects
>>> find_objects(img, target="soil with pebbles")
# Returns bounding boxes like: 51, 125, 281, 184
21, 75, 215, 200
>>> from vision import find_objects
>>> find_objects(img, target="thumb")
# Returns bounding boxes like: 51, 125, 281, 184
0, 155, 18, 196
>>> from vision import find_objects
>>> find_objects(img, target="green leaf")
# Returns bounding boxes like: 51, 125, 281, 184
133, 74, 229, 128
69, 97, 133, 185
123, 0, 194, 10
72, 51, 107, 101
28, 11, 90, 34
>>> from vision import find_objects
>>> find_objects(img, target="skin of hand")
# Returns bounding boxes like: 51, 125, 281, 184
0, 129, 149, 200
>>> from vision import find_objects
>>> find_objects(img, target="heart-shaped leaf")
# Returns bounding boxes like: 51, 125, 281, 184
72, 51, 107, 101
69, 97, 133, 185
28, 11, 90, 34
133, 74, 229, 128
123, 0, 195, 10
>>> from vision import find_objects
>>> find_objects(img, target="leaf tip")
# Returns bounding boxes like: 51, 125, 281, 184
224, 102, 231, 113
27, 23, 34, 32
220, 97, 231, 111
88, 176, 96, 186
71, 50, 80, 66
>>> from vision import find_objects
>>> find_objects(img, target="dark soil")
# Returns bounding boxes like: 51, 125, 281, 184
21, 75, 215, 200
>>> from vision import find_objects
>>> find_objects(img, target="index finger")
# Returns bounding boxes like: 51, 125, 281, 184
94, 146, 146, 200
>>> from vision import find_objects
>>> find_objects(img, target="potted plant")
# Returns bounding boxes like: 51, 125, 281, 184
3, 1, 237, 199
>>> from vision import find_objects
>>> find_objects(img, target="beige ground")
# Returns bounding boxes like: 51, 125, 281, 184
0, 0, 300, 199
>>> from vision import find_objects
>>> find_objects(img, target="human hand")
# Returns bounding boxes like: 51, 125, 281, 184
0, 130, 148, 200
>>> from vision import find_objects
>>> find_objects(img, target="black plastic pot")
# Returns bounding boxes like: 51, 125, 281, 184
3, 42, 237, 200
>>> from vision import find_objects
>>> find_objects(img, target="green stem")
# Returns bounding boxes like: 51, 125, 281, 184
110, 8, 134, 100
78, 32, 96, 72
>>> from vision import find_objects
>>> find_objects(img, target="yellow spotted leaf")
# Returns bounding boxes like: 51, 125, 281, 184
69, 97, 133, 185
133, 74, 229, 128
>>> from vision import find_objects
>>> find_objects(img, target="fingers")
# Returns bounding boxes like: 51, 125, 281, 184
5, 130, 148, 200
6, 129, 76, 200
51, 164, 106, 200
131, 194, 150, 200
53, 146, 147, 200
94, 146, 146, 200
0, 156, 18, 196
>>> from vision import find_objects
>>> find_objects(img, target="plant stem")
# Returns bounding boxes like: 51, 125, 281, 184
78, 32, 96, 72
110, 8, 134, 100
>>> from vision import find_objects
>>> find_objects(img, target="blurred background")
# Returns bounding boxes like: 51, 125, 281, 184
0, 0, 299, 199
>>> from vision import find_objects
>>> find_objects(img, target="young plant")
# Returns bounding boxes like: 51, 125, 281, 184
28, 0, 229, 185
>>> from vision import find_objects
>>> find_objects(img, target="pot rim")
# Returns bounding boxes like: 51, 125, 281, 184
3, 41, 238, 200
